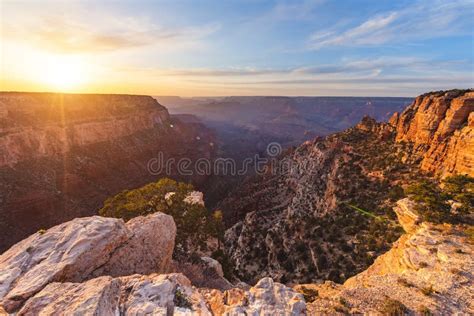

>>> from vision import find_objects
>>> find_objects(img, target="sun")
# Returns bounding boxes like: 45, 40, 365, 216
42, 56, 88, 92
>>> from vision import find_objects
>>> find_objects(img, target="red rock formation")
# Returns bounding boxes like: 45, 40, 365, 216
0, 92, 215, 251
390, 89, 473, 177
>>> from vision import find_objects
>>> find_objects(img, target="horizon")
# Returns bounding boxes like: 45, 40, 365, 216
1, 0, 473, 96
0, 90, 418, 98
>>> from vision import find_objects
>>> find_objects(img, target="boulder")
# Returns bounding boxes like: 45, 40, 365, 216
119, 273, 211, 315
91, 212, 176, 277
17, 273, 212, 316
203, 277, 306, 315
393, 198, 421, 233
0, 212, 176, 313
18, 276, 120, 316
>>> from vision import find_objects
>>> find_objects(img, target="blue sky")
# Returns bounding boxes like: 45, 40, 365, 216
1, 0, 473, 96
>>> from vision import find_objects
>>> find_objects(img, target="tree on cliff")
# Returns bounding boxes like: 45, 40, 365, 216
99, 178, 224, 257
405, 175, 473, 224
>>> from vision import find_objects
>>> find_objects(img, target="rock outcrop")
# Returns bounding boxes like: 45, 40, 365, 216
202, 277, 306, 315
17, 273, 212, 316
0, 92, 215, 251
297, 202, 474, 315
14, 272, 308, 316
390, 89, 474, 177
0, 212, 175, 313
0, 208, 305, 315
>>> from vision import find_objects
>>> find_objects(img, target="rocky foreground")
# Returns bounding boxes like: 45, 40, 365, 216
0, 199, 472, 315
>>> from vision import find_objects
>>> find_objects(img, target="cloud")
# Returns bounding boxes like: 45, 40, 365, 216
3, 14, 219, 53
308, 0, 474, 49
265, 0, 326, 21
137, 55, 473, 96
150, 56, 470, 78
162, 68, 288, 77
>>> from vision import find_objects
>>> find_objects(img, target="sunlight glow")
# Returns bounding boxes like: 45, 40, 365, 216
42, 56, 89, 92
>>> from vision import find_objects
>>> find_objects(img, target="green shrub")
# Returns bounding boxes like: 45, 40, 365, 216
405, 175, 473, 224
421, 285, 434, 296
174, 288, 192, 309
298, 286, 319, 303
418, 306, 433, 316
99, 178, 224, 257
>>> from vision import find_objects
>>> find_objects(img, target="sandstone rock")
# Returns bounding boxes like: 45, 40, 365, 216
18, 276, 120, 316
391, 89, 474, 177
119, 273, 211, 315
183, 191, 205, 206
200, 256, 224, 278
171, 258, 233, 291
0, 212, 175, 313
301, 220, 474, 315
91, 212, 176, 278
393, 198, 421, 233
0, 216, 128, 312
18, 273, 212, 316
203, 277, 306, 315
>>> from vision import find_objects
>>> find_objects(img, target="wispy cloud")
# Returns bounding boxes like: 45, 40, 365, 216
308, 0, 474, 49
3, 13, 219, 53
132, 55, 473, 96
263, 0, 326, 21
150, 56, 470, 78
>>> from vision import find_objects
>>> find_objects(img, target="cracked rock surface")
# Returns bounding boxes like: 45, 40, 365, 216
0, 212, 175, 313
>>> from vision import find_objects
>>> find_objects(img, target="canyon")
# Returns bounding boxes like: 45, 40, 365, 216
0, 93, 411, 251
220, 89, 473, 285
0, 89, 472, 315
0, 92, 215, 251
0, 192, 472, 314
158, 96, 412, 207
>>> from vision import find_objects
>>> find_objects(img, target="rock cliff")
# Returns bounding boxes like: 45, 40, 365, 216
297, 202, 473, 315
0, 92, 215, 252
390, 89, 474, 177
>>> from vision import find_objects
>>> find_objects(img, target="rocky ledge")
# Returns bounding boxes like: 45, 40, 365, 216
1, 200, 473, 315
297, 200, 473, 315
0, 211, 305, 315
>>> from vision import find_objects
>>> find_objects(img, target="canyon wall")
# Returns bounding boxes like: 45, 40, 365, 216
0, 92, 215, 251
221, 89, 473, 285
390, 89, 474, 177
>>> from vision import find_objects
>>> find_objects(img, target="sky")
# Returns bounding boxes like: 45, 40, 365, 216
1, 0, 473, 96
